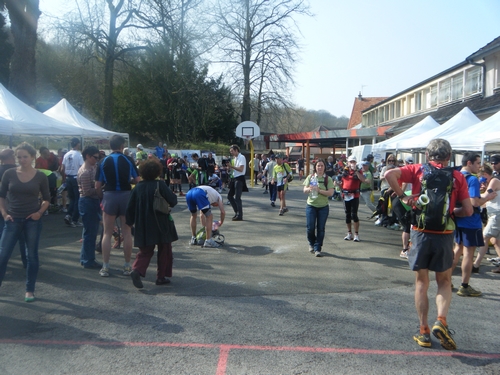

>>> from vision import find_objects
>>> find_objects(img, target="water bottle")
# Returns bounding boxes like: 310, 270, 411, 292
212, 220, 220, 232
310, 175, 318, 199
57, 182, 66, 194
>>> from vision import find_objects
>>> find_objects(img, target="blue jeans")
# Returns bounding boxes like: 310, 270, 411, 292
0, 218, 42, 293
0, 215, 27, 268
306, 204, 329, 252
79, 197, 101, 266
269, 182, 277, 203
66, 176, 80, 223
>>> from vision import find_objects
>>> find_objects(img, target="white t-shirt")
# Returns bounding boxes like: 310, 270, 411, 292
62, 149, 84, 176
232, 153, 246, 178
196, 185, 222, 205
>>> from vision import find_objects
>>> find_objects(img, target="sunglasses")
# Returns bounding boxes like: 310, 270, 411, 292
387, 159, 395, 162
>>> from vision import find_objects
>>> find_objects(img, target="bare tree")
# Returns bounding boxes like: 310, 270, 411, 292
1, 0, 40, 105
57, 0, 152, 128
212, 0, 310, 123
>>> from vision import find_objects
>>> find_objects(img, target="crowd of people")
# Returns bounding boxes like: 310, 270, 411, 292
1, 136, 500, 353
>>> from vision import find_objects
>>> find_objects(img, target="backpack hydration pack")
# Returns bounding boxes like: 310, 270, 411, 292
414, 163, 454, 231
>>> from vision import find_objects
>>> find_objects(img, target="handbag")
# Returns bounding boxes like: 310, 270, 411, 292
154, 181, 171, 214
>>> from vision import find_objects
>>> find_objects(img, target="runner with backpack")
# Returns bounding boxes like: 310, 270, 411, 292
385, 138, 472, 351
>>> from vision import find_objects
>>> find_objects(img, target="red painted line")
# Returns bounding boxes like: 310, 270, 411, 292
216, 345, 231, 375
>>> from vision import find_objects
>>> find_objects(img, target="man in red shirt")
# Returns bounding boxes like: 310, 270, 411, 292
35, 147, 59, 171
385, 139, 472, 351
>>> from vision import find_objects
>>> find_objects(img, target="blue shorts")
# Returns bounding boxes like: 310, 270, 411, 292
454, 227, 485, 247
186, 188, 210, 213
102, 191, 130, 217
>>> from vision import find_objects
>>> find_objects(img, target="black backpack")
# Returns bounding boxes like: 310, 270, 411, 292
413, 163, 454, 231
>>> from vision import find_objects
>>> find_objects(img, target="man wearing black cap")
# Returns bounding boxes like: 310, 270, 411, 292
61, 138, 84, 227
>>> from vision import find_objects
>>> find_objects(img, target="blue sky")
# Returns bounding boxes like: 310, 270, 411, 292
39, 0, 500, 118
293, 0, 500, 117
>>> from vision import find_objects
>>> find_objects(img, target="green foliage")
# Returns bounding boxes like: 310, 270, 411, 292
113, 44, 238, 144
0, 12, 13, 86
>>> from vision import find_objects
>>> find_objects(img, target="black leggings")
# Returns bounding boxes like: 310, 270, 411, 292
343, 197, 359, 224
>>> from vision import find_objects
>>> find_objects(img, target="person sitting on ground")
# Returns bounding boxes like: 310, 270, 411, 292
126, 159, 178, 288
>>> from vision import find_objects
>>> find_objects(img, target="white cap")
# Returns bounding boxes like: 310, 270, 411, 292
137, 144, 143, 149
348, 155, 357, 162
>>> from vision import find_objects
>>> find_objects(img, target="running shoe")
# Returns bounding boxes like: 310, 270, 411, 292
457, 285, 482, 297
344, 232, 353, 241
99, 267, 109, 277
64, 215, 72, 226
279, 209, 284, 216
314, 251, 323, 257
190, 236, 197, 245
413, 332, 431, 348
400, 250, 408, 259
353, 235, 360, 242
123, 266, 132, 276
432, 320, 456, 350
309, 245, 315, 254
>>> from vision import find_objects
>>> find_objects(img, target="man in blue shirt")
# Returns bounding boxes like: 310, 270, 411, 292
155, 142, 165, 159
452, 152, 497, 297
95, 135, 140, 278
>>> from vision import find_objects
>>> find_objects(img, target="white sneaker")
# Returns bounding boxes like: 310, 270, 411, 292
99, 268, 109, 277
190, 236, 197, 245
203, 238, 220, 248
353, 235, 360, 242
344, 232, 353, 241
374, 218, 382, 226
400, 250, 408, 259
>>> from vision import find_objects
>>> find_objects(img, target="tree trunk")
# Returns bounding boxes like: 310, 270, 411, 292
6, 0, 40, 106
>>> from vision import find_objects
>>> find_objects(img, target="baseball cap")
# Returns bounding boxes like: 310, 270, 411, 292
137, 144, 143, 149
348, 155, 357, 162
490, 154, 500, 164
270, 154, 276, 159
61, 148, 68, 153
275, 153, 285, 159
405, 157, 413, 164
366, 154, 374, 160
163, 143, 167, 147
361, 160, 370, 166
0, 148, 14, 160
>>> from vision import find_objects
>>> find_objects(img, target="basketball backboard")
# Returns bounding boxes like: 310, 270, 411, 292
235, 121, 260, 139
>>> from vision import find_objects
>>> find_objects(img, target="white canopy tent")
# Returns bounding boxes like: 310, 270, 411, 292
371, 115, 440, 156
445, 109, 500, 154
394, 107, 480, 152
44, 99, 129, 140
0, 83, 82, 137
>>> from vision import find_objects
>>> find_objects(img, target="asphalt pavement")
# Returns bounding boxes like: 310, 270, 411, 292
0, 180, 499, 375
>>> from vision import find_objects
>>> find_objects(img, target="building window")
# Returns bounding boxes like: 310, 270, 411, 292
439, 79, 451, 104
451, 73, 463, 100
415, 91, 422, 111
464, 66, 482, 96
395, 100, 401, 118
429, 85, 437, 107
389, 103, 394, 120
